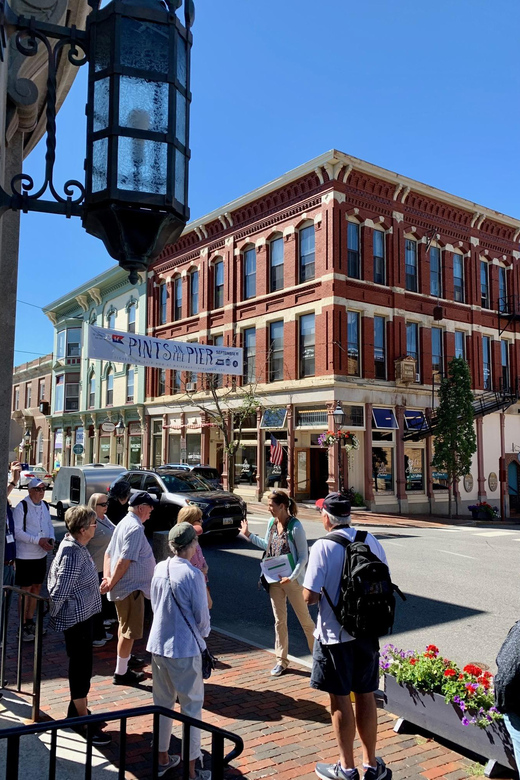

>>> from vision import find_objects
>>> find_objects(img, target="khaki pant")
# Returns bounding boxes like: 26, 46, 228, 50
269, 578, 315, 668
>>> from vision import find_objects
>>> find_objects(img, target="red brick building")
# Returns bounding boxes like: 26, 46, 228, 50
10, 354, 53, 470
143, 150, 520, 516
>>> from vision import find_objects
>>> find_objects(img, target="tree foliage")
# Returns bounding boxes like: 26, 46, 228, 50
431, 357, 476, 515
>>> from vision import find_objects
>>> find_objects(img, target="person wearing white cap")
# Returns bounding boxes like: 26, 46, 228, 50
12, 477, 55, 642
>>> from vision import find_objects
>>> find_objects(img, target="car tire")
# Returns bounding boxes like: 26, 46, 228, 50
56, 502, 65, 522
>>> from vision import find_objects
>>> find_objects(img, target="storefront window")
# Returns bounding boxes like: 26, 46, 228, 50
168, 433, 181, 463
54, 428, 63, 469
264, 430, 287, 489
404, 447, 424, 492
129, 436, 142, 467
372, 446, 394, 493
151, 419, 162, 467
99, 436, 111, 463
186, 433, 201, 464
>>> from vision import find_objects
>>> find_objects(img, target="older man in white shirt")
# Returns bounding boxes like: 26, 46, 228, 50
12, 477, 55, 642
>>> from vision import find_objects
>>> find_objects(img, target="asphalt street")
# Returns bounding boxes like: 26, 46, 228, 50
201, 513, 520, 672
15, 487, 517, 673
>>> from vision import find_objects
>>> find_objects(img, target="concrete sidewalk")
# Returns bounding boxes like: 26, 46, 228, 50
0, 623, 504, 780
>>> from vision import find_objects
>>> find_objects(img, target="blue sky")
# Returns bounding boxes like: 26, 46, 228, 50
15, 0, 520, 362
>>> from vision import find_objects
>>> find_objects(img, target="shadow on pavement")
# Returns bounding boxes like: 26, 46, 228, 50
393, 592, 485, 636
203, 683, 330, 724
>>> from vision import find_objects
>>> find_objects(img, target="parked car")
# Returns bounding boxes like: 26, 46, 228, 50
157, 464, 223, 490
123, 468, 246, 536
11, 465, 53, 489
51, 464, 127, 521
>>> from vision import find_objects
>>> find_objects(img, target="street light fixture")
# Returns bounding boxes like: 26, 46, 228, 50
332, 402, 345, 493
0, 0, 194, 283
115, 418, 125, 437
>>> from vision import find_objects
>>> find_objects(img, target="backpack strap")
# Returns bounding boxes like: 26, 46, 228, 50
321, 532, 353, 615
354, 530, 367, 543
22, 500, 27, 533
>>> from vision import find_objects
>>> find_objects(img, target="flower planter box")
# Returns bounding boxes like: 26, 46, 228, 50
384, 675, 516, 778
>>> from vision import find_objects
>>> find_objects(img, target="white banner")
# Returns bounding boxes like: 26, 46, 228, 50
87, 326, 243, 376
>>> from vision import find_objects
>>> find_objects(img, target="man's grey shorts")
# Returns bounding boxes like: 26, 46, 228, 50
310, 637, 380, 696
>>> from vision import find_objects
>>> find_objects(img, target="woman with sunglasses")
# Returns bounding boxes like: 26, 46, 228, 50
87, 493, 117, 646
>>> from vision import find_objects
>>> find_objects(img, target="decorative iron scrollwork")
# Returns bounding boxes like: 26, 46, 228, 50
10, 25, 88, 212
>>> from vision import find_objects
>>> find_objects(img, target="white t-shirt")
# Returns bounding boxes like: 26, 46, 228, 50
303, 526, 388, 645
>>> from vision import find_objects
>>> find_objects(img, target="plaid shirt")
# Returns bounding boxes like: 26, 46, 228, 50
105, 510, 155, 601
48, 535, 101, 632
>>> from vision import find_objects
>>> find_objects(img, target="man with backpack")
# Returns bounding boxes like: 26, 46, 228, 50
303, 492, 393, 780
12, 478, 55, 642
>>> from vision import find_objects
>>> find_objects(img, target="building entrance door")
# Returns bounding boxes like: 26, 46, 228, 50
310, 448, 328, 499
508, 461, 520, 514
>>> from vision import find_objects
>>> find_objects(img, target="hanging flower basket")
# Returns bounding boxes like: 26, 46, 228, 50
317, 430, 360, 450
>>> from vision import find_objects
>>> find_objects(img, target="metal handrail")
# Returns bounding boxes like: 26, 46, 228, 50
1, 585, 49, 722
0, 704, 244, 780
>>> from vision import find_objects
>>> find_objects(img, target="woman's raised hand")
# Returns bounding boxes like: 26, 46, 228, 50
240, 519, 250, 538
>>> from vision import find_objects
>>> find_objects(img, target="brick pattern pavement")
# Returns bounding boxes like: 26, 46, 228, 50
2, 618, 498, 780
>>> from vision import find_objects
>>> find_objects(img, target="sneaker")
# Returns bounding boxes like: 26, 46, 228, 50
157, 754, 181, 777
363, 759, 390, 780
270, 663, 285, 677
316, 763, 359, 780
128, 654, 146, 669
113, 669, 145, 686
91, 729, 112, 747
93, 633, 113, 647
21, 626, 34, 643
194, 769, 211, 780
103, 619, 116, 628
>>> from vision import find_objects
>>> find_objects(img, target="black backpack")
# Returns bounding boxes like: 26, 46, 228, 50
322, 530, 405, 639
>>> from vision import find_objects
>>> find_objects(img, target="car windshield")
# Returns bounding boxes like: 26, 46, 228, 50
27, 466, 45, 473
160, 473, 212, 493
194, 468, 220, 480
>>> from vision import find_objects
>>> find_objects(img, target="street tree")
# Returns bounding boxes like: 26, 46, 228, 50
431, 357, 476, 517
172, 377, 262, 491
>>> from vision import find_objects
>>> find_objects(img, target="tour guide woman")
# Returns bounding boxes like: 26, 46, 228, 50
47, 505, 111, 746
240, 490, 315, 677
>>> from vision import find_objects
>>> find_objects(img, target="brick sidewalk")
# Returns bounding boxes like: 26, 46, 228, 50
3, 622, 497, 780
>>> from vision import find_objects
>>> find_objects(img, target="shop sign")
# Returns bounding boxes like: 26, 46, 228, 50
463, 474, 474, 493
488, 472, 498, 492
128, 422, 142, 436
73, 444, 84, 455
54, 430, 63, 449
88, 325, 243, 376
75, 428, 84, 445
101, 422, 116, 433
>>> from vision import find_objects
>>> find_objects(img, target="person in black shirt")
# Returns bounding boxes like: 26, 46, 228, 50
106, 479, 131, 525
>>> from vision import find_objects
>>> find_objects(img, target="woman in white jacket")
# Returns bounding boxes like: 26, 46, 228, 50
241, 490, 315, 677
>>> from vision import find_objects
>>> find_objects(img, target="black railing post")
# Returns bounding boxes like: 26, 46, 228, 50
85, 723, 93, 780
152, 711, 160, 780
31, 599, 44, 721
16, 594, 24, 691
1, 587, 9, 689
119, 716, 127, 780
182, 721, 191, 778
6, 734, 20, 780
211, 732, 225, 780
49, 729, 57, 780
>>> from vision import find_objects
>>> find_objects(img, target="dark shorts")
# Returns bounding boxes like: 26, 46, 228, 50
310, 637, 380, 696
15, 557, 47, 588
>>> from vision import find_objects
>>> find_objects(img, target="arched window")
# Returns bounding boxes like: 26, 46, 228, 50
127, 303, 136, 333
159, 282, 168, 324
243, 246, 256, 299
299, 224, 315, 282
36, 429, 44, 465
89, 371, 96, 409
174, 277, 182, 320
106, 368, 114, 406
214, 260, 224, 308
269, 235, 284, 292
190, 270, 199, 315
106, 308, 116, 330
126, 366, 135, 403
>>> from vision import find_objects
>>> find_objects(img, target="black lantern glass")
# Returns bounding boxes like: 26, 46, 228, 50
83, 0, 193, 283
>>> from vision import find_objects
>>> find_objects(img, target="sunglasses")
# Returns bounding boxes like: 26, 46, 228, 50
97, 502, 108, 507
31, 486, 45, 491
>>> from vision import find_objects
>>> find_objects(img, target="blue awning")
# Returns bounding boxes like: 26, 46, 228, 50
372, 408, 398, 429
404, 410, 428, 432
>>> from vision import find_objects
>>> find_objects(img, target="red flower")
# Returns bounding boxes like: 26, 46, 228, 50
426, 645, 439, 655
464, 664, 483, 677
409, 658, 417, 665
477, 676, 490, 689
444, 668, 457, 677
459, 674, 464, 680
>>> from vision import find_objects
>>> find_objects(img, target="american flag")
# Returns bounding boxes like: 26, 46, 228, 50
270, 434, 284, 466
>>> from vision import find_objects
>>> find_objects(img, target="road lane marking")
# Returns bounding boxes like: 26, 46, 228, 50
383, 541, 405, 547
437, 549, 477, 559
473, 531, 514, 537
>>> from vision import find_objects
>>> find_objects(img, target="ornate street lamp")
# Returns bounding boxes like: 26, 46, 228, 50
0, 0, 194, 283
